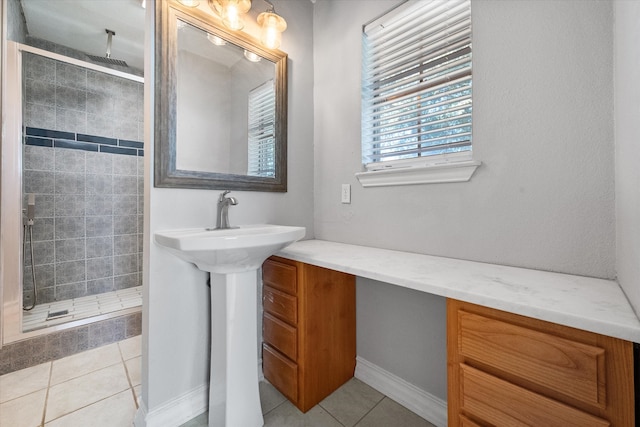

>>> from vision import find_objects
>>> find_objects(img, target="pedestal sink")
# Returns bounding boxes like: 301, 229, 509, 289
154, 224, 305, 427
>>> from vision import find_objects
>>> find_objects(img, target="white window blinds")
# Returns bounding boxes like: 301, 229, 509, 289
361, 0, 472, 168
247, 79, 276, 177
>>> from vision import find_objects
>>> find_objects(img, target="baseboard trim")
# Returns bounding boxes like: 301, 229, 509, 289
355, 356, 447, 427
137, 384, 208, 427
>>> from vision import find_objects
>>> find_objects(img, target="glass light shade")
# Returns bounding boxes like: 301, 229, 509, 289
257, 11, 287, 49
208, 0, 252, 31
178, 0, 200, 7
207, 34, 227, 46
243, 50, 262, 62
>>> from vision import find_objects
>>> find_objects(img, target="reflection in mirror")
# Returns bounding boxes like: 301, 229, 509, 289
176, 20, 276, 177
155, 0, 288, 191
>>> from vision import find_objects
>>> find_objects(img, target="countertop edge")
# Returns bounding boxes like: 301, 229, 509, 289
276, 240, 640, 343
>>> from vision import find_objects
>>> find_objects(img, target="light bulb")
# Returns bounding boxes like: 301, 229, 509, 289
257, 11, 287, 49
223, 3, 243, 30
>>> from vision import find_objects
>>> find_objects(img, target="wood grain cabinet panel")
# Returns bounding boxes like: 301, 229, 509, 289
460, 364, 609, 427
458, 310, 606, 408
262, 256, 356, 413
448, 299, 635, 427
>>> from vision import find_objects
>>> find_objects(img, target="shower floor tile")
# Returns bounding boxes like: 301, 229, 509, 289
22, 286, 142, 332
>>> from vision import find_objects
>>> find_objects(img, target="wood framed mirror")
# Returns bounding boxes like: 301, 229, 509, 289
155, 0, 288, 191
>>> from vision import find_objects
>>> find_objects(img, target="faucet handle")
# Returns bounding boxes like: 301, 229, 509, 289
219, 190, 231, 202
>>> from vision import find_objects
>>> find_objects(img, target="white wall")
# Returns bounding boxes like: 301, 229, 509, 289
614, 0, 640, 315
141, 0, 314, 420
314, 0, 615, 279
314, 0, 615, 405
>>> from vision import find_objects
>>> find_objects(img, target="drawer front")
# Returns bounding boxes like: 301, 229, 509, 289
263, 344, 298, 404
263, 259, 297, 295
263, 312, 297, 361
460, 364, 609, 427
263, 286, 297, 325
459, 415, 482, 427
458, 310, 606, 408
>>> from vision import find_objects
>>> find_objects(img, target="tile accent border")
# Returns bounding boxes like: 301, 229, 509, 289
0, 311, 141, 375
25, 127, 144, 157
355, 356, 447, 427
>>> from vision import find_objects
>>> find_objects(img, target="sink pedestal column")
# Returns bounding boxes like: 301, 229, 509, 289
209, 271, 263, 427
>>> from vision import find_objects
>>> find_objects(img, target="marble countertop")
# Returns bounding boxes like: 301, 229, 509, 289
277, 240, 640, 343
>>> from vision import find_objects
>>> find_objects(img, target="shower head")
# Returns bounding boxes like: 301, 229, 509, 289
86, 29, 128, 67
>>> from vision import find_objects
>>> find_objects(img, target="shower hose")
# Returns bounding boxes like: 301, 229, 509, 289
23, 223, 37, 311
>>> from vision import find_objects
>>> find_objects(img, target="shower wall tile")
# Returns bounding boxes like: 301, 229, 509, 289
113, 156, 137, 176
114, 195, 137, 216
24, 53, 56, 82
55, 217, 85, 239
86, 257, 113, 280
87, 236, 113, 259
24, 240, 55, 266
56, 282, 88, 301
114, 255, 137, 276
56, 62, 87, 90
114, 235, 137, 255
36, 286, 55, 305
114, 216, 137, 235
32, 217, 54, 241
34, 195, 55, 218
54, 194, 85, 217
113, 176, 137, 194
86, 152, 113, 174
86, 114, 115, 139
55, 238, 86, 262
55, 85, 87, 111
25, 80, 56, 107
55, 107, 87, 134
54, 147, 85, 173
86, 174, 114, 195
86, 194, 114, 216
25, 103, 56, 129
114, 274, 138, 291
87, 278, 115, 294
24, 264, 55, 289
55, 172, 85, 194
24, 145, 55, 171
56, 260, 86, 285
25, 170, 55, 194
86, 216, 113, 237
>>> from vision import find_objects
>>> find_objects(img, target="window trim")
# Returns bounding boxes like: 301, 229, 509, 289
358, 0, 480, 187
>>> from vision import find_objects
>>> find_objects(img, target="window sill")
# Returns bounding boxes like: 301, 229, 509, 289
355, 160, 481, 187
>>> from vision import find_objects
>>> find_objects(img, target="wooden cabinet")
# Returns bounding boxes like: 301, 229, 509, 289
261, 256, 356, 412
448, 299, 635, 426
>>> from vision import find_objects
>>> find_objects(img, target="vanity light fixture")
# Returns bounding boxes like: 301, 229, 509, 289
177, 0, 200, 6
208, 0, 252, 31
207, 34, 227, 46
243, 50, 262, 62
257, 0, 287, 49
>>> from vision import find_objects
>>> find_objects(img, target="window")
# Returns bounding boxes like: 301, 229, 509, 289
247, 79, 276, 177
358, 0, 479, 187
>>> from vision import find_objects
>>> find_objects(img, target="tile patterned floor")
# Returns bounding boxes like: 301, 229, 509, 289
23, 286, 142, 332
0, 336, 141, 427
181, 379, 435, 427
0, 334, 434, 427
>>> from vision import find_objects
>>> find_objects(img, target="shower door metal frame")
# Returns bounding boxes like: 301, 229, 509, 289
0, 41, 143, 346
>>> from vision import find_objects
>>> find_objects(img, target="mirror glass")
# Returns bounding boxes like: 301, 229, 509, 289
176, 20, 276, 177
155, 1, 288, 191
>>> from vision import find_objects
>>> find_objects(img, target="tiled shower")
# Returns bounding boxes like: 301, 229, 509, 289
21, 51, 144, 312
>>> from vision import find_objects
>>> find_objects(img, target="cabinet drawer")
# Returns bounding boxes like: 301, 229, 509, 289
459, 415, 482, 427
263, 286, 297, 325
458, 310, 606, 408
263, 259, 297, 295
263, 344, 298, 403
460, 364, 609, 427
263, 312, 297, 361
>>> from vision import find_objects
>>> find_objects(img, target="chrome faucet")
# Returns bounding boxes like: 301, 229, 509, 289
216, 190, 238, 229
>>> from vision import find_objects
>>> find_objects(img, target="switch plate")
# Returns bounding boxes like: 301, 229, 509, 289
341, 184, 351, 204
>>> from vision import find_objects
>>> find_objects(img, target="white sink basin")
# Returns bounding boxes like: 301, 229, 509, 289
154, 223, 305, 426
154, 224, 306, 273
